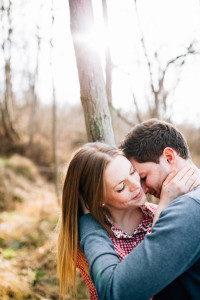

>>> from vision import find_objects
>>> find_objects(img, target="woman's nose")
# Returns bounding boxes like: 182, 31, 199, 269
128, 177, 140, 192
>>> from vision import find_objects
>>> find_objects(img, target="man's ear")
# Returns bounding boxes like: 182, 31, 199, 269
162, 147, 176, 165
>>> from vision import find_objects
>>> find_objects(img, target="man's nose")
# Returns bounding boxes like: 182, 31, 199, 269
144, 187, 149, 194
141, 181, 148, 194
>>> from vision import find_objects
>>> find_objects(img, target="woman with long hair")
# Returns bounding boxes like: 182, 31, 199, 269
57, 142, 197, 299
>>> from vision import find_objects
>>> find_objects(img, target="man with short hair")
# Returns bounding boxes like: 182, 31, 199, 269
120, 119, 191, 199
79, 119, 200, 300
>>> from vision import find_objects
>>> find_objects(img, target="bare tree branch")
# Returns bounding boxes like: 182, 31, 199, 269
110, 104, 135, 127
134, 0, 159, 117
160, 43, 200, 91
102, 0, 112, 106
134, 0, 155, 96
50, 0, 61, 204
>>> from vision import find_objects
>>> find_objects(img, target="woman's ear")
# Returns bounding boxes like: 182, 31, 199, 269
162, 147, 176, 166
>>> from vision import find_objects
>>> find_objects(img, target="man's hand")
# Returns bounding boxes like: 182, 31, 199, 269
160, 166, 199, 206
152, 166, 199, 226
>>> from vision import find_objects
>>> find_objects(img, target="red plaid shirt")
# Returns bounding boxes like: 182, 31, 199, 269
77, 202, 157, 299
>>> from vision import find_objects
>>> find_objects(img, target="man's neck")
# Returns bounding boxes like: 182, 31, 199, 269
176, 157, 197, 172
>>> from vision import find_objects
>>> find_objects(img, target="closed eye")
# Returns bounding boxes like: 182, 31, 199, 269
130, 169, 135, 175
117, 183, 125, 193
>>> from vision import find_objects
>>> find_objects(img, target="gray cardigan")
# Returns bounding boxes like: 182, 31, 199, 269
79, 186, 200, 300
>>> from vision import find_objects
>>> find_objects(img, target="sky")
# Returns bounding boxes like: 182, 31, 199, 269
10, 0, 200, 126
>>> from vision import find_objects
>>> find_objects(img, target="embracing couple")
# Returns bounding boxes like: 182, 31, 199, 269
57, 119, 200, 300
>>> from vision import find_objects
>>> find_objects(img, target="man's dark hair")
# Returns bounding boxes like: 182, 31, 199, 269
120, 119, 190, 163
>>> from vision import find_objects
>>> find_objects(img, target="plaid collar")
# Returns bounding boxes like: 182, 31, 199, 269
106, 203, 154, 239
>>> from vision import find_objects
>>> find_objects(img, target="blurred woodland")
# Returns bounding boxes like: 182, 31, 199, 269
1, 0, 200, 299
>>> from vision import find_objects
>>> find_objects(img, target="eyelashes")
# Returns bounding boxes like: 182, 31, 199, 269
117, 169, 135, 193
117, 183, 125, 193
130, 169, 135, 175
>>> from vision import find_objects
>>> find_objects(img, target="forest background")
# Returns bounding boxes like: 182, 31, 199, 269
1, 0, 200, 299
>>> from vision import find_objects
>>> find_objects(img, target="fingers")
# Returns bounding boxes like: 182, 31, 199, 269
190, 178, 199, 191
180, 167, 196, 186
163, 166, 192, 187
172, 166, 192, 182
182, 168, 198, 187
163, 166, 199, 197
163, 167, 198, 193
163, 169, 178, 186
173, 167, 197, 186
185, 169, 199, 190
178, 168, 199, 193
161, 166, 199, 204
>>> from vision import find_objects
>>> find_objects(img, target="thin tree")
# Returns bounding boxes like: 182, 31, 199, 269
134, 0, 200, 120
0, 0, 19, 141
102, 0, 112, 114
29, 25, 40, 146
68, 0, 115, 145
50, 0, 61, 204
102, 0, 136, 128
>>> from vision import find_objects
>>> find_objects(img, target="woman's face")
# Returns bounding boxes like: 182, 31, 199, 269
103, 155, 146, 212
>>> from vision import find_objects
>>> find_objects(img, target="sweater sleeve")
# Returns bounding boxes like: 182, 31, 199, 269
79, 195, 200, 300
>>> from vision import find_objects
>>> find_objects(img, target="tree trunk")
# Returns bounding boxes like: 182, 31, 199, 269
29, 26, 40, 146
68, 0, 115, 146
29, 84, 37, 145
51, 0, 61, 204
102, 0, 113, 115
3, 60, 18, 141
0, 0, 19, 142
52, 78, 61, 204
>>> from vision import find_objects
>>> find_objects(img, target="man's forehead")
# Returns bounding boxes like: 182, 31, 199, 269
129, 158, 143, 170
129, 158, 151, 174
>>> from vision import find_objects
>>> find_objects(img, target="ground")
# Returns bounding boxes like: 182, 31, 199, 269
0, 155, 89, 300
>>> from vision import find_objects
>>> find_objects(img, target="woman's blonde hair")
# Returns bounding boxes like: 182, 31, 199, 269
57, 142, 120, 298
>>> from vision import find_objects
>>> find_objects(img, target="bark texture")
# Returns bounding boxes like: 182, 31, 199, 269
68, 0, 115, 146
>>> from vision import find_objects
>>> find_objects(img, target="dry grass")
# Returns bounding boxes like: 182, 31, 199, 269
0, 154, 89, 300
1, 105, 200, 300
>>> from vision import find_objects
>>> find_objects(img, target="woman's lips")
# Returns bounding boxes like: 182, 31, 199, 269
134, 189, 143, 199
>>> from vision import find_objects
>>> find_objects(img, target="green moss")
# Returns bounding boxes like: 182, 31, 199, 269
0, 175, 3, 185
30, 269, 46, 286
3, 247, 16, 259
2, 158, 11, 168
0, 237, 6, 247
27, 230, 45, 247
43, 278, 57, 286
29, 230, 39, 242
3, 211, 14, 219
13, 195, 23, 203
0, 191, 5, 203
13, 166, 35, 182
49, 216, 59, 230
93, 121, 101, 138
89, 117, 103, 141
1, 158, 35, 181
